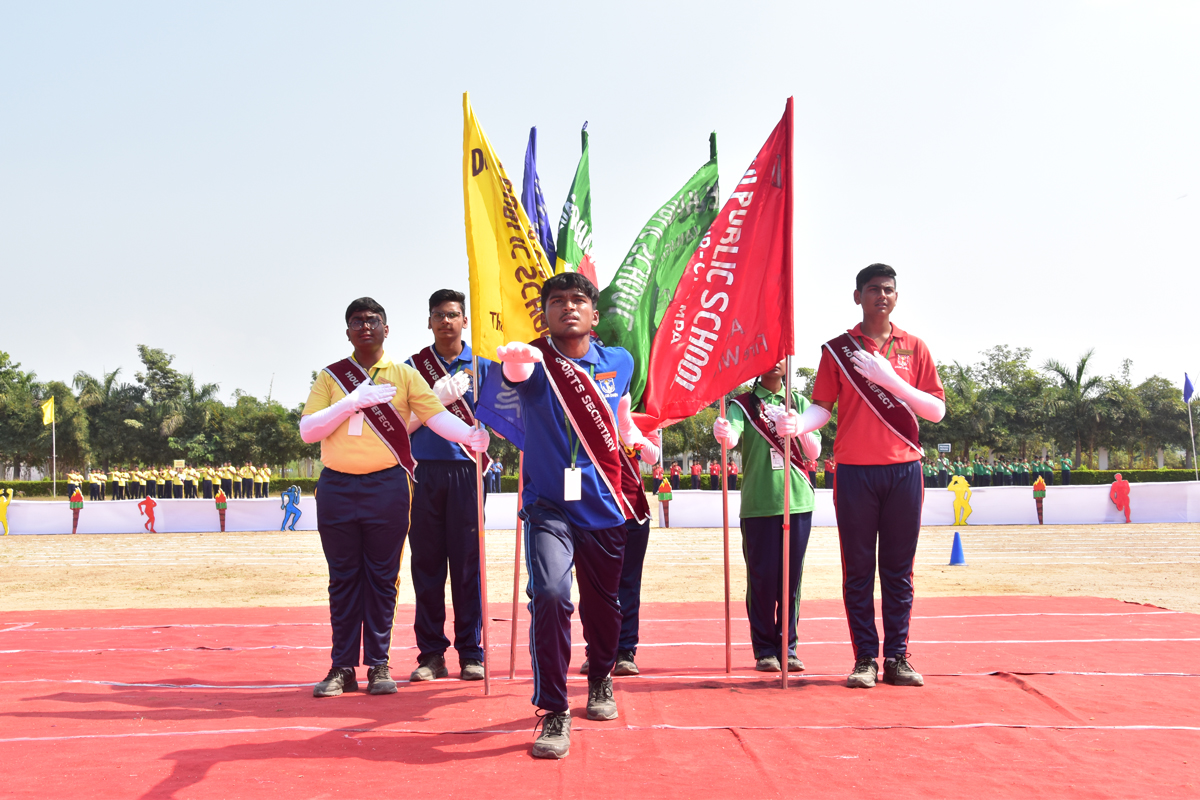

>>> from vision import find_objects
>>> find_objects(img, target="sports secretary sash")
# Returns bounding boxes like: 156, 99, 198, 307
531, 338, 650, 524
728, 389, 812, 488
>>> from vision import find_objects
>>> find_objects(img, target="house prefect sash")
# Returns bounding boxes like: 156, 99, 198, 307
324, 358, 418, 479
822, 332, 921, 454
531, 338, 650, 524
729, 390, 812, 489
410, 346, 493, 473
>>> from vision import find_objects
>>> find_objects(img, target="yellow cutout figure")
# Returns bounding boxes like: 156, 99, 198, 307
0, 488, 12, 535
947, 475, 973, 525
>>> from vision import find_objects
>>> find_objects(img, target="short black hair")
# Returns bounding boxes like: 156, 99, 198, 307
540, 271, 599, 311
428, 289, 466, 313
345, 297, 386, 325
856, 263, 897, 292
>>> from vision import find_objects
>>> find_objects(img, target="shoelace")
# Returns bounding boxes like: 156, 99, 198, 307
370, 664, 391, 680
323, 667, 350, 682
589, 679, 613, 702
852, 658, 876, 674
534, 710, 568, 737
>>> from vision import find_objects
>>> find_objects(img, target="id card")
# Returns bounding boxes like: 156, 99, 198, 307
770, 450, 786, 470
348, 411, 365, 437
563, 467, 582, 501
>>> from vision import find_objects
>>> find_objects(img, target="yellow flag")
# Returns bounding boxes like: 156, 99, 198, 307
41, 396, 55, 425
462, 93, 554, 361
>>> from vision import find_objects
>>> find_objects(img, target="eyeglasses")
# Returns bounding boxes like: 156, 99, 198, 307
431, 311, 463, 322
349, 317, 384, 331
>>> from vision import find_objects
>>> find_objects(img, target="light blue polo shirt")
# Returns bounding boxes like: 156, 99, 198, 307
405, 343, 489, 463
508, 339, 633, 531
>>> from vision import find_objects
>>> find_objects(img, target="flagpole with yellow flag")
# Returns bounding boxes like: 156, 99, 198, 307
41, 397, 56, 497
462, 92, 554, 694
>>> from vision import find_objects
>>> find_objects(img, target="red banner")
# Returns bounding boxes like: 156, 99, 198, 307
638, 98, 794, 431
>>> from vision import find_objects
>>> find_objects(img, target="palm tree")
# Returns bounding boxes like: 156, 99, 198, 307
937, 362, 995, 458
1043, 349, 1106, 466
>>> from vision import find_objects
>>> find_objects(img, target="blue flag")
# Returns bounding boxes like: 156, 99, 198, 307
476, 367, 526, 450
1186, 373, 1194, 404
521, 126, 557, 269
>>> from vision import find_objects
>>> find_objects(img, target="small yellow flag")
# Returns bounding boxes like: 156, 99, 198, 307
462, 93, 554, 361
41, 396, 55, 425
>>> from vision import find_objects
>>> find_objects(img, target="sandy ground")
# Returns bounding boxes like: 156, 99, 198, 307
1, 522, 1197, 613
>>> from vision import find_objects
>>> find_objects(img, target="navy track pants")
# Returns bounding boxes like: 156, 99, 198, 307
835, 461, 923, 660
409, 460, 484, 662
316, 465, 411, 668
741, 513, 813, 660
522, 500, 627, 713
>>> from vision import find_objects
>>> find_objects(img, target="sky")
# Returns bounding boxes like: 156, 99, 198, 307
2, 1, 1197, 407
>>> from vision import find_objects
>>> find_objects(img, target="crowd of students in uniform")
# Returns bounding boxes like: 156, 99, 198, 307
922, 454, 1075, 488
65, 462, 274, 502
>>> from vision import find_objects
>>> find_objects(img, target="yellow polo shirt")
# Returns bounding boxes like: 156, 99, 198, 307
302, 351, 446, 475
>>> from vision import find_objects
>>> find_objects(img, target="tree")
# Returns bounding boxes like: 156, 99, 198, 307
933, 362, 995, 459
1043, 350, 1107, 466
73, 368, 145, 468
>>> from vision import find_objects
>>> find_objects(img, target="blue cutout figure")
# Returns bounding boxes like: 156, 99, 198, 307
280, 485, 302, 531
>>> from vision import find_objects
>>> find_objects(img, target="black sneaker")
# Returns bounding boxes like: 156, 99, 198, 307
460, 658, 485, 681
313, 666, 358, 697
846, 656, 878, 689
586, 675, 618, 720
882, 655, 924, 686
787, 655, 805, 672
755, 655, 781, 672
409, 653, 449, 682
578, 659, 590, 675
613, 650, 639, 676
366, 663, 397, 695
532, 710, 572, 759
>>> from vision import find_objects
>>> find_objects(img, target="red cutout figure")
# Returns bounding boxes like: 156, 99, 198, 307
138, 494, 158, 533
1109, 473, 1131, 523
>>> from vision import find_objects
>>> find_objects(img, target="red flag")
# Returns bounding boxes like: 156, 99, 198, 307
638, 98, 794, 431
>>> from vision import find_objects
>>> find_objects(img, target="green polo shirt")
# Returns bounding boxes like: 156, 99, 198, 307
725, 384, 819, 518
973, 462, 985, 475
1060, 458, 1072, 470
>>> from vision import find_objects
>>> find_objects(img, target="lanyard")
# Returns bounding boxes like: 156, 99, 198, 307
856, 333, 896, 360
562, 362, 596, 466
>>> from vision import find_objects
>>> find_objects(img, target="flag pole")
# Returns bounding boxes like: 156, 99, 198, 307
720, 397, 732, 675
1189, 400, 1197, 481
472, 355, 491, 695
780, 356, 792, 690
52, 414, 57, 498
509, 452, 524, 679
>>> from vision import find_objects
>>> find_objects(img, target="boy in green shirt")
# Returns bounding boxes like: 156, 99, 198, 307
714, 361, 821, 673
1060, 454, 1073, 485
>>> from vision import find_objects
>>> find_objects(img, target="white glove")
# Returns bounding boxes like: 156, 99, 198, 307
496, 342, 543, 383
713, 416, 739, 449
763, 405, 802, 437
849, 350, 945, 422
425, 411, 491, 453
347, 381, 397, 410
432, 372, 470, 405
300, 383, 396, 443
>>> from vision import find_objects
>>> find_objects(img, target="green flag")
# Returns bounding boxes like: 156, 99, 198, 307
596, 133, 720, 408
555, 123, 599, 285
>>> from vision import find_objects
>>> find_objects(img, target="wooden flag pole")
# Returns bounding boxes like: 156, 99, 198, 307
509, 453, 524, 679
720, 397, 732, 675
780, 356, 793, 689
472, 356, 491, 695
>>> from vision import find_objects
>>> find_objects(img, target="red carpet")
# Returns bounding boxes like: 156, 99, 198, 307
1, 597, 1197, 799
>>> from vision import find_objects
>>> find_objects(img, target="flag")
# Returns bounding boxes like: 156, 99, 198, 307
41, 396, 55, 425
555, 123, 599, 285
462, 93, 555, 361
595, 132, 720, 409
639, 97, 795, 431
1186, 373, 1195, 404
521, 126, 557, 269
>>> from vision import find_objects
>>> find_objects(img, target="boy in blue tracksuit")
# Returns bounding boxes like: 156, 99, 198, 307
494, 272, 658, 760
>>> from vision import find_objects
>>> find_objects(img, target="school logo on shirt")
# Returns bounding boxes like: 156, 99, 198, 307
894, 354, 911, 371
595, 371, 618, 396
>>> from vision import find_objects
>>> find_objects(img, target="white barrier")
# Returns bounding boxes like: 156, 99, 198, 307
6, 481, 1197, 534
